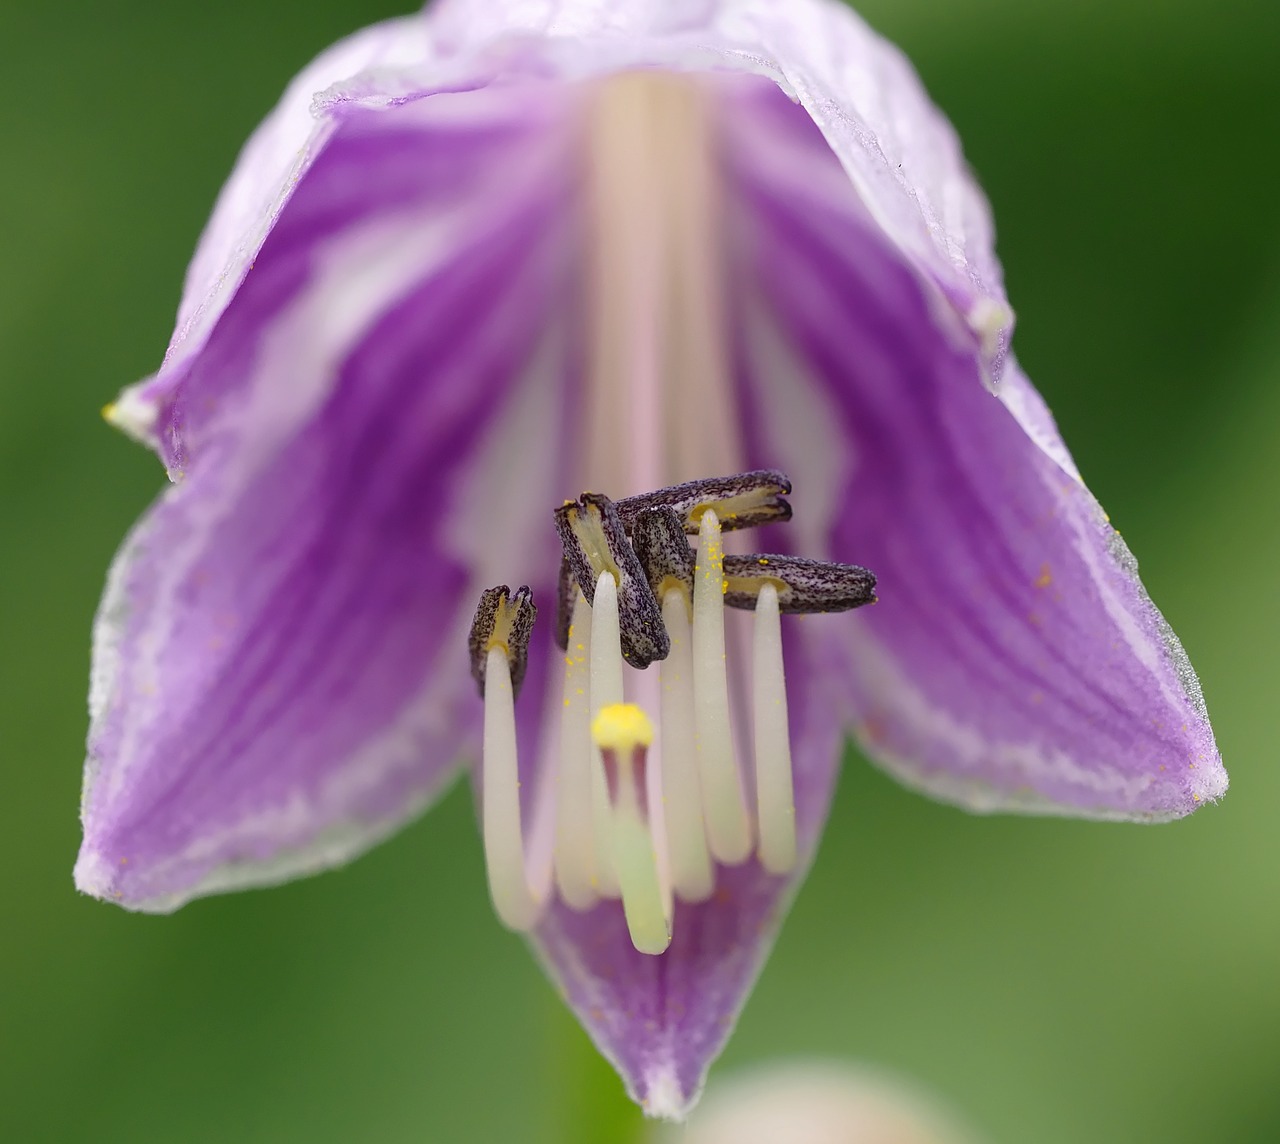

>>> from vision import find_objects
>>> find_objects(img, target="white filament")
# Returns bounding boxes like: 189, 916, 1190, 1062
589, 571, 625, 708
692, 510, 752, 864
659, 588, 715, 900
752, 583, 797, 874
554, 592, 600, 910
482, 646, 540, 930
588, 571, 622, 897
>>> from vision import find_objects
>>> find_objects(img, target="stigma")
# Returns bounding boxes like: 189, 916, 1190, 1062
467, 470, 876, 955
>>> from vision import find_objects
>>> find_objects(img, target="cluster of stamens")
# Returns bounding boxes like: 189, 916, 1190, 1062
468, 470, 876, 955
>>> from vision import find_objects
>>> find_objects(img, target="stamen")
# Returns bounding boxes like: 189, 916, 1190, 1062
631, 505, 713, 897
467, 586, 541, 931
592, 703, 671, 955
630, 505, 695, 599
617, 469, 792, 534
659, 586, 715, 900
555, 493, 670, 668
723, 554, 877, 614
467, 468, 880, 940
589, 571, 625, 728
692, 509, 753, 864
469, 584, 537, 699
554, 555, 576, 651
554, 591, 601, 910
752, 583, 797, 875
587, 570, 624, 897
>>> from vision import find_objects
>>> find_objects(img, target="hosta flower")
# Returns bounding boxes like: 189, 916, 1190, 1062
76, 0, 1225, 1120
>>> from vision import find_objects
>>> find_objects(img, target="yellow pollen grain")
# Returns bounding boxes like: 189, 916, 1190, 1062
1034, 563, 1053, 589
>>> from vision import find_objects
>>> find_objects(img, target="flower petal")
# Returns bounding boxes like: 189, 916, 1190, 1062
78, 91, 580, 910
724, 83, 1224, 821
424, 0, 1011, 371
158, 18, 431, 397
532, 621, 847, 1118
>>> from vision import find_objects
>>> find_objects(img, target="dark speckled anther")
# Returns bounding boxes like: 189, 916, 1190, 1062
630, 506, 696, 601
468, 585, 537, 699
722, 554, 877, 614
555, 493, 670, 669
616, 469, 792, 534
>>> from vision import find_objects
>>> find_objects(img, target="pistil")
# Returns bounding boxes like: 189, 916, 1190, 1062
592, 703, 671, 955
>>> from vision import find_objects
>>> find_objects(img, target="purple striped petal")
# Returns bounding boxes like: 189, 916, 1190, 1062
78, 89, 580, 910
533, 619, 847, 1117
724, 80, 1223, 819
425, 0, 1012, 368
152, 19, 431, 404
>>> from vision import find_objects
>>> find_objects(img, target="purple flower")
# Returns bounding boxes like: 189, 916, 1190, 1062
76, 0, 1225, 1119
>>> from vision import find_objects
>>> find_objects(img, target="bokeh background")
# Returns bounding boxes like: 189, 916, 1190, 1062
2, 1, 1277, 1141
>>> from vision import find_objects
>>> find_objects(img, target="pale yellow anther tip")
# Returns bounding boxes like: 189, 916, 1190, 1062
591, 702, 654, 752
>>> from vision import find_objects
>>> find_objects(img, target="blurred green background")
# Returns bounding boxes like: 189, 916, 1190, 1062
2, 1, 1277, 1141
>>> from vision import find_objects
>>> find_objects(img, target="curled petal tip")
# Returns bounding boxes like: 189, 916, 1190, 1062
640, 1065, 699, 1122
101, 387, 161, 447
73, 847, 122, 906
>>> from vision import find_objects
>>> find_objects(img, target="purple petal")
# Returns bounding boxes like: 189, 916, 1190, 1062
78, 91, 580, 910
724, 81, 1223, 820
424, 0, 1011, 370
380, 2, 1221, 1111
159, 19, 431, 396
532, 618, 847, 1117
